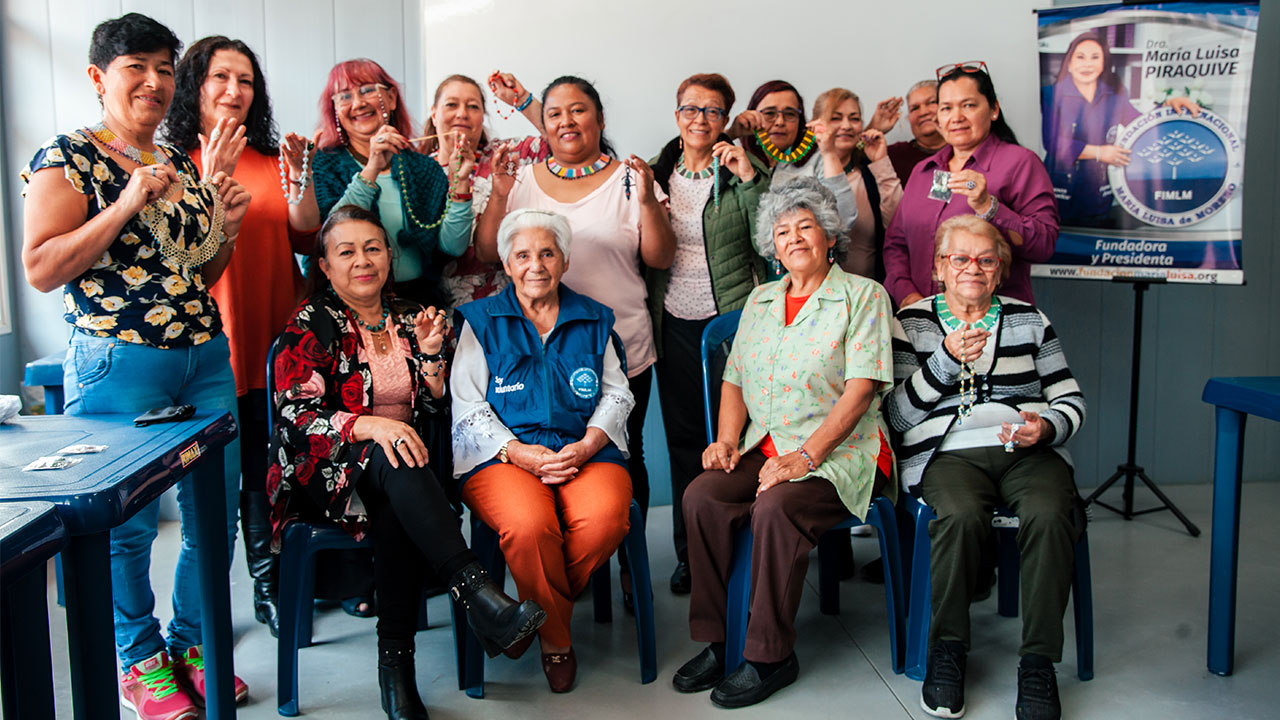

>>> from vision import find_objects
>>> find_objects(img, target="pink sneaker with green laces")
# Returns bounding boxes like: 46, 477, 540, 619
173, 645, 249, 705
119, 650, 198, 720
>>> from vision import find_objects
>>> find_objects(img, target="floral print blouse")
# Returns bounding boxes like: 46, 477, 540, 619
266, 290, 446, 544
21, 131, 224, 347
724, 264, 894, 519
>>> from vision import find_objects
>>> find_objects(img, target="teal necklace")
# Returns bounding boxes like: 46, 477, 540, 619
935, 295, 1001, 423
676, 154, 721, 209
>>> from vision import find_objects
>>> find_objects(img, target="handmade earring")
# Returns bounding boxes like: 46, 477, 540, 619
334, 106, 347, 144
623, 163, 633, 200
828, 247, 836, 264
770, 258, 784, 276
378, 95, 390, 125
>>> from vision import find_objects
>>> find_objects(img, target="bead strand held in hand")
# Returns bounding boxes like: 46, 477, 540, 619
278, 140, 314, 206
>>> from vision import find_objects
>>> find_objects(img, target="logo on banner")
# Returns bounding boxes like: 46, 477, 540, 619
1108, 107, 1243, 227
569, 367, 599, 399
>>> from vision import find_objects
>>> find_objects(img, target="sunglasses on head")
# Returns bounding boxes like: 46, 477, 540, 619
936, 61, 989, 82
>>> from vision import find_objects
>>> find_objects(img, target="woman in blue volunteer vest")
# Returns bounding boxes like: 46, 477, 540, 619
452, 208, 635, 693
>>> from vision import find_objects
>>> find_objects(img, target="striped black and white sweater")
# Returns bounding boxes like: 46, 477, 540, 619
886, 295, 1087, 495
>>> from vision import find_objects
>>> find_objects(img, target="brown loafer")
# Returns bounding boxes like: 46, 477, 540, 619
542, 648, 577, 693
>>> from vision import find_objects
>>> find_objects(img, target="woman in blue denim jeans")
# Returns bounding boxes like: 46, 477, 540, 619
20, 13, 252, 719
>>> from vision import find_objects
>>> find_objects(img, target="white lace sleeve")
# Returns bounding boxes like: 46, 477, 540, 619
471, 175, 493, 217
449, 322, 516, 477
587, 341, 635, 457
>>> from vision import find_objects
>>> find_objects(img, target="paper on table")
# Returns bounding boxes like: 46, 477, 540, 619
58, 444, 108, 455
0, 395, 20, 424
23, 455, 83, 471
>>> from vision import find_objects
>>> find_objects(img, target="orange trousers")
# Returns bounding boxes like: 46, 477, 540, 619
461, 461, 632, 648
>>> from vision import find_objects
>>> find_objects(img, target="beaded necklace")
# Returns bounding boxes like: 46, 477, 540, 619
676, 154, 721, 210
546, 153, 611, 180
87, 122, 171, 166
278, 141, 314, 206
935, 295, 1002, 424
351, 147, 458, 232
138, 173, 227, 278
755, 128, 816, 165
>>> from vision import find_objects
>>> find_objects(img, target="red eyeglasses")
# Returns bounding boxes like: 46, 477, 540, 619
936, 61, 989, 81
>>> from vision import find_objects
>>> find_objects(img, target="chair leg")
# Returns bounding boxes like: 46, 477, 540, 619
997, 527, 1020, 618
461, 519, 504, 699
277, 528, 308, 716
869, 498, 906, 675
622, 501, 657, 684
905, 503, 934, 681
817, 529, 845, 616
724, 527, 754, 675
1073, 531, 1094, 681
592, 560, 612, 624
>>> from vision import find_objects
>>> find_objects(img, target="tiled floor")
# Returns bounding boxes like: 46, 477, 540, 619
38, 481, 1280, 719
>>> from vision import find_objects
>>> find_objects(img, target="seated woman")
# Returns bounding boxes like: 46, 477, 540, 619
885, 215, 1087, 720
267, 205, 545, 720
673, 178, 894, 708
452, 209, 635, 694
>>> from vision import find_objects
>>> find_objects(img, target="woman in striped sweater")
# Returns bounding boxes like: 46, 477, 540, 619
886, 215, 1086, 720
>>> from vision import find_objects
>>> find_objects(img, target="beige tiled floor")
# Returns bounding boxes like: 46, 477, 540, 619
38, 482, 1280, 719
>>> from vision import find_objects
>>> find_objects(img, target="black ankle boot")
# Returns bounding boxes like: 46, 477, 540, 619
449, 562, 547, 658
378, 647, 429, 720
240, 491, 279, 637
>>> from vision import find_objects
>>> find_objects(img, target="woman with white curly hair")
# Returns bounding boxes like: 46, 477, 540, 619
673, 177, 896, 708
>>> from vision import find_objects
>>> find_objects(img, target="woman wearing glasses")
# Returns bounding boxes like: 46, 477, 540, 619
312, 59, 474, 307
884, 62, 1058, 308
646, 73, 769, 595
885, 214, 1086, 720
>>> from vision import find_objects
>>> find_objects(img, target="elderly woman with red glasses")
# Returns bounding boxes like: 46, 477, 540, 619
886, 214, 1086, 720
884, 62, 1059, 309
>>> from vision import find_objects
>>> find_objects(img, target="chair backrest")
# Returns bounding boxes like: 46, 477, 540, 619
700, 310, 742, 444
266, 335, 283, 436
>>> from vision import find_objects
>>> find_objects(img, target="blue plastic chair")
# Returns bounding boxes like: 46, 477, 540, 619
700, 311, 906, 675
454, 500, 657, 697
266, 337, 463, 715
903, 500, 1094, 682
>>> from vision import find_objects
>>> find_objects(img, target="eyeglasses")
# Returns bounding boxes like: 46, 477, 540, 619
677, 104, 728, 122
936, 61, 989, 82
942, 253, 1002, 272
332, 83, 387, 107
758, 108, 802, 124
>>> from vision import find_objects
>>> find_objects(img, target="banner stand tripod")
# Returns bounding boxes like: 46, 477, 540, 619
1084, 277, 1200, 537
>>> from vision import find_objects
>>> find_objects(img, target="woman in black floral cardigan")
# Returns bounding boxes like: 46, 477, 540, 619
267, 205, 544, 719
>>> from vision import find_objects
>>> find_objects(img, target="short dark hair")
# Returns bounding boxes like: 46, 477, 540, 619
541, 76, 617, 158
744, 80, 807, 166
677, 73, 736, 113
89, 13, 182, 69
938, 65, 1020, 146
165, 36, 279, 154
306, 205, 394, 297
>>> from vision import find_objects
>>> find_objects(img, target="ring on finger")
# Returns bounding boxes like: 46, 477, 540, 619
375, 135, 389, 144
392, 437, 405, 448
965, 180, 977, 190
150, 167, 157, 177
210, 129, 222, 142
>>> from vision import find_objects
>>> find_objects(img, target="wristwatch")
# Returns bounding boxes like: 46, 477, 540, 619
497, 441, 510, 464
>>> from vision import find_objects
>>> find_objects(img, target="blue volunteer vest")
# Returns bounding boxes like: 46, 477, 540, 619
456, 284, 628, 481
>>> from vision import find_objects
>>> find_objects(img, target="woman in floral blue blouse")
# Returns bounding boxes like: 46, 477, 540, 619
19, 13, 251, 718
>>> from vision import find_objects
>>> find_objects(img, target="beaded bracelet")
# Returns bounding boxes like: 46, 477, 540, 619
978, 195, 999, 221
354, 171, 377, 190
451, 192, 474, 202
798, 447, 817, 473
515, 92, 533, 112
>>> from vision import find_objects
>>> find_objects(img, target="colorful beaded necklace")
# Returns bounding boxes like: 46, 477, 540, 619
87, 122, 171, 166
755, 128, 816, 165
546, 153, 611, 180
676, 154, 721, 209
935, 295, 1002, 424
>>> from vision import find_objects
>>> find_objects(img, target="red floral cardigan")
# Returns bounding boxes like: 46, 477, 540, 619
266, 289, 446, 545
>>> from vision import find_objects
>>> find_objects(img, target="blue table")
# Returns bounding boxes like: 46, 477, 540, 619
1201, 376, 1280, 676
1, 500, 67, 719
0, 411, 239, 719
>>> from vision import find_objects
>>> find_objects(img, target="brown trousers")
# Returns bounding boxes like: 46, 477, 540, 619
684, 451, 852, 663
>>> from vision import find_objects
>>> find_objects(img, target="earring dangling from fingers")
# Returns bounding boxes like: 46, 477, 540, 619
623, 162, 633, 200
378, 95, 390, 125
334, 106, 347, 144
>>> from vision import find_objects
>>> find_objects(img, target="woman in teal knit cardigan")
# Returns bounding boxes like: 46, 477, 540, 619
313, 58, 473, 307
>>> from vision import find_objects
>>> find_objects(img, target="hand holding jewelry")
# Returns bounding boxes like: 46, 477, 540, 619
121, 162, 179, 215
712, 141, 755, 184
209, 171, 252, 241
279, 132, 315, 205
413, 306, 448, 355
488, 141, 517, 199
366, 125, 409, 173
946, 169, 991, 214
625, 155, 657, 206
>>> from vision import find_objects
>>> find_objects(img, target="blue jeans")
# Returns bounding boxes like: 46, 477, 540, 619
63, 332, 241, 667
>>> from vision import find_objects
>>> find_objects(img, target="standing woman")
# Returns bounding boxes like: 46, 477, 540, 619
475, 75, 676, 559
884, 62, 1059, 307
20, 13, 251, 717
776, 88, 903, 282
422, 73, 547, 310
647, 72, 769, 594
165, 35, 322, 637
311, 59, 474, 307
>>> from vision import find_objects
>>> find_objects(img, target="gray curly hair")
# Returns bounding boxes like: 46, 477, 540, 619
753, 176, 848, 261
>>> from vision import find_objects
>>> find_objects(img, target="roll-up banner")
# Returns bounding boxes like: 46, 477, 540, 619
1034, 1, 1260, 284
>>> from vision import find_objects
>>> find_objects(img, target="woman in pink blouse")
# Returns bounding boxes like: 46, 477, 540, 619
884, 63, 1059, 307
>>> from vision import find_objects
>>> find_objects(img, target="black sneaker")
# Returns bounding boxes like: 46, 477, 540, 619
921, 641, 967, 718
1016, 654, 1061, 720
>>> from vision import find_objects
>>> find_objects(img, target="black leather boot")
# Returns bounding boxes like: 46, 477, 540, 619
240, 491, 279, 637
377, 647, 429, 720
449, 562, 547, 658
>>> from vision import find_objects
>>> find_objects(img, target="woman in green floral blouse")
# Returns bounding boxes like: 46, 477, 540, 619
19, 12, 252, 717
672, 177, 895, 709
